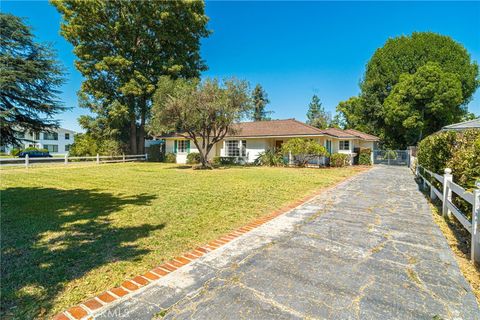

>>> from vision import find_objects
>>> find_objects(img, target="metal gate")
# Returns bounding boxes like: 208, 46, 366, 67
373, 150, 410, 166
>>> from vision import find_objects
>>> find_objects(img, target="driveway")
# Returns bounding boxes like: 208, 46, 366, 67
96, 166, 479, 320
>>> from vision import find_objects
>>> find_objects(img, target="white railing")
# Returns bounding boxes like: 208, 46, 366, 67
0, 153, 148, 168
416, 165, 480, 263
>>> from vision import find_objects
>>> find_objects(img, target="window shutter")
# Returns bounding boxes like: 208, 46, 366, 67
174, 140, 177, 153
186, 140, 190, 153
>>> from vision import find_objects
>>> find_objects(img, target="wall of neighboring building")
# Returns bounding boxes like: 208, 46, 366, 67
3, 128, 75, 155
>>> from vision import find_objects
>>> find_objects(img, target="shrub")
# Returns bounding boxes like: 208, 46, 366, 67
358, 148, 372, 165
164, 152, 176, 163
330, 153, 350, 167
383, 149, 398, 160
417, 129, 480, 220
186, 152, 201, 164
281, 138, 328, 167
418, 129, 480, 189
212, 156, 237, 166
254, 149, 284, 166
10, 148, 22, 156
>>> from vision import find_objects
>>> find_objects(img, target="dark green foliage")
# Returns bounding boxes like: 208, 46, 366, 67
212, 156, 238, 166
337, 32, 479, 148
358, 148, 372, 165
330, 153, 350, 167
164, 152, 176, 163
306, 95, 330, 129
186, 152, 201, 164
251, 84, 272, 121
254, 149, 284, 166
52, 0, 210, 154
0, 13, 66, 147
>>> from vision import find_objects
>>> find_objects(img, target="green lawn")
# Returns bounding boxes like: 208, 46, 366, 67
1, 162, 365, 318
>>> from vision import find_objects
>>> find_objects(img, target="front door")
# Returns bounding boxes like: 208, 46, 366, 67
275, 140, 283, 150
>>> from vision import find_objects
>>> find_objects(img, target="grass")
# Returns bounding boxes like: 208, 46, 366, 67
0, 162, 365, 319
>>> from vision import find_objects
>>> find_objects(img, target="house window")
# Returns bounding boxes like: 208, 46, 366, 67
34, 132, 40, 140
43, 132, 58, 140
177, 140, 188, 153
44, 144, 58, 153
65, 133, 70, 140
16, 131, 25, 139
65, 144, 71, 152
225, 140, 246, 157
339, 140, 350, 151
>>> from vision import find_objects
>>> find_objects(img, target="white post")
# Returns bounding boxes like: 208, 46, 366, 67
471, 180, 480, 264
288, 151, 292, 166
25, 154, 29, 168
145, 153, 148, 161
122, 153, 125, 163
64, 153, 68, 165
370, 150, 374, 165
96, 153, 100, 164
442, 168, 453, 219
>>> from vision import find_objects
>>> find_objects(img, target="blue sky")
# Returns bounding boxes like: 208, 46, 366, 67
3, 1, 480, 132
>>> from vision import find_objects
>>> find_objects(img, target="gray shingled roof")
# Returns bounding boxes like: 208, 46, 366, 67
442, 118, 480, 130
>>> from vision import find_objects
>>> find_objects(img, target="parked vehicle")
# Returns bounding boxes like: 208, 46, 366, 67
18, 150, 52, 158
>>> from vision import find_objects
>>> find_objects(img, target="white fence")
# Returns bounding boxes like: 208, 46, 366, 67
415, 165, 480, 263
0, 153, 148, 168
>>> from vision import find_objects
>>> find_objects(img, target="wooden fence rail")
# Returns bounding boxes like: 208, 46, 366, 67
415, 165, 480, 264
0, 153, 148, 168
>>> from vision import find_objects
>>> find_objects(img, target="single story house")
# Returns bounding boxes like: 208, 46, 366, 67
157, 119, 379, 165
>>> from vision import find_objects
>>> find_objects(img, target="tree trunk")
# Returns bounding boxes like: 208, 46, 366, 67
138, 110, 145, 155
129, 117, 137, 155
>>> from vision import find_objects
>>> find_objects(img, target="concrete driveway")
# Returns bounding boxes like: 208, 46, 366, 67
96, 166, 479, 320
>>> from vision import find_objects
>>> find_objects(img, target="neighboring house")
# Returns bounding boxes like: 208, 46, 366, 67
441, 118, 480, 131
156, 119, 379, 165
1, 127, 76, 155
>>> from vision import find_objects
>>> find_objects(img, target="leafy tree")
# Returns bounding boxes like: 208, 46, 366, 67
0, 13, 65, 147
150, 76, 252, 168
68, 133, 123, 156
338, 32, 479, 148
384, 62, 464, 147
52, 0, 210, 154
251, 84, 272, 121
306, 95, 330, 129
280, 138, 328, 167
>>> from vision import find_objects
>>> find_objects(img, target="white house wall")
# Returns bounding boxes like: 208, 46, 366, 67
3, 127, 76, 155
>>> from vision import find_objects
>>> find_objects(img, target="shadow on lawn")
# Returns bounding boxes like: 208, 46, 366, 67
0, 187, 160, 319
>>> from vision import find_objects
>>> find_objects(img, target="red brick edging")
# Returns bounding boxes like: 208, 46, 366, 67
54, 169, 368, 319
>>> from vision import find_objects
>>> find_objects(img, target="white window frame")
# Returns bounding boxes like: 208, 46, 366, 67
225, 140, 246, 157
44, 144, 58, 153
339, 140, 350, 151
177, 140, 188, 153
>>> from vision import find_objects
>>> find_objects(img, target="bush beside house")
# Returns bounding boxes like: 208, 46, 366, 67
164, 152, 176, 163
330, 153, 350, 167
186, 152, 201, 164
358, 148, 372, 165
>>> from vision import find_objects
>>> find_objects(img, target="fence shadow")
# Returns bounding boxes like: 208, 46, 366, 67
1, 187, 160, 318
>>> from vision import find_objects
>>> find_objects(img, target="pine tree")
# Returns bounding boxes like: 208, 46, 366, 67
0, 13, 65, 147
306, 95, 329, 129
251, 84, 272, 121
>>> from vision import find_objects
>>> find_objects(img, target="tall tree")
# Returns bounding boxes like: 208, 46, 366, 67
383, 62, 464, 147
52, 0, 210, 154
306, 95, 330, 129
0, 13, 65, 147
251, 84, 272, 121
337, 32, 479, 148
150, 76, 252, 168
